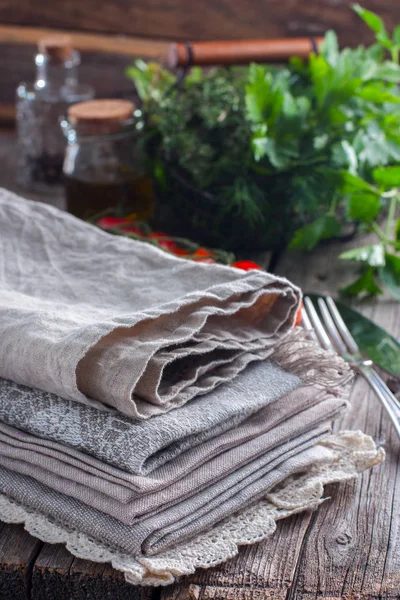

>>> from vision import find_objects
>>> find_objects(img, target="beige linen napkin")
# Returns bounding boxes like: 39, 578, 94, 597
0, 188, 300, 418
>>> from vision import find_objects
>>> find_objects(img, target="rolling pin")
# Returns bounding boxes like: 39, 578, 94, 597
167, 38, 324, 68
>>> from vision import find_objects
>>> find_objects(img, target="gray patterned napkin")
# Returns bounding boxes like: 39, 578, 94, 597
0, 361, 300, 475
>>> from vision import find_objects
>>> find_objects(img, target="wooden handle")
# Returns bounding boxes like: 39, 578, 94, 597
0, 24, 169, 60
168, 38, 323, 68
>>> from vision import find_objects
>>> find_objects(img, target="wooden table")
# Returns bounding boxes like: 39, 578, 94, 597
0, 130, 399, 600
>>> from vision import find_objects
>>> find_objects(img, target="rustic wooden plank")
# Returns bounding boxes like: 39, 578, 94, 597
31, 543, 74, 600
160, 512, 314, 599
0, 523, 42, 600
68, 557, 148, 599
31, 545, 149, 599
274, 240, 400, 600
287, 313, 400, 599
162, 585, 283, 599
0, 0, 398, 46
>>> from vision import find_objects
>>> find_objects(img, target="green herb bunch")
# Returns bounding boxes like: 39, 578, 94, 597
127, 4, 400, 298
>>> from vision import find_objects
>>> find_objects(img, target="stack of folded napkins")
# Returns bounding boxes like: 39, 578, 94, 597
0, 189, 384, 586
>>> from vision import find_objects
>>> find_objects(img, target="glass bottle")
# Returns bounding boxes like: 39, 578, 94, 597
62, 99, 153, 220
16, 35, 95, 194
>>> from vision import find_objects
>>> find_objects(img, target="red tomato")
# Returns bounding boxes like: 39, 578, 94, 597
97, 217, 131, 228
294, 301, 303, 327
173, 248, 191, 256
193, 247, 210, 258
150, 232, 169, 238
158, 240, 180, 252
231, 260, 262, 271
121, 225, 142, 235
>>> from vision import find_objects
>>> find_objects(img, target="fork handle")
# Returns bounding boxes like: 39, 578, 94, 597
358, 365, 400, 438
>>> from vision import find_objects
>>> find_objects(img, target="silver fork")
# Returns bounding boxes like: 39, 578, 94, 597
303, 296, 400, 439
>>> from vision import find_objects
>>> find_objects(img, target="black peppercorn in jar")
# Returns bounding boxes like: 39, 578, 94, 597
61, 99, 153, 220
16, 35, 94, 194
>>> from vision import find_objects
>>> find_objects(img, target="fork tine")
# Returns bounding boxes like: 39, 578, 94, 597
299, 304, 312, 330
317, 298, 348, 356
326, 296, 360, 354
299, 304, 319, 342
303, 297, 334, 351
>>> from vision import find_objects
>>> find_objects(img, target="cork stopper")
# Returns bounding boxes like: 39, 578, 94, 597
38, 35, 73, 61
68, 99, 135, 134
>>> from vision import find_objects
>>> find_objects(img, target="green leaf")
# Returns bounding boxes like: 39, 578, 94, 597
346, 192, 381, 222
289, 215, 341, 251
375, 61, 400, 81
185, 67, 203, 85
365, 43, 385, 61
126, 60, 175, 102
340, 171, 378, 195
340, 268, 383, 296
395, 219, 400, 241
379, 252, 400, 299
245, 66, 271, 123
153, 161, 167, 190
373, 166, 400, 188
353, 4, 386, 34
376, 31, 394, 50
337, 301, 400, 376
321, 30, 339, 66
394, 25, 400, 46
309, 54, 331, 106
375, 61, 400, 82
356, 120, 400, 162
339, 244, 385, 267
252, 136, 298, 169
356, 125, 400, 167
308, 295, 400, 376
357, 84, 400, 104
331, 140, 358, 173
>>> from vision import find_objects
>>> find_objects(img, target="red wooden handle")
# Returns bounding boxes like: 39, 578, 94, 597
167, 38, 324, 68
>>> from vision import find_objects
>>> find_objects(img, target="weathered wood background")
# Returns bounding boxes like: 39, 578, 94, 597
1, 0, 399, 43
0, 0, 400, 120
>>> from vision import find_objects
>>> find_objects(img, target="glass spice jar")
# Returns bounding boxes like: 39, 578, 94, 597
16, 35, 94, 193
61, 99, 153, 220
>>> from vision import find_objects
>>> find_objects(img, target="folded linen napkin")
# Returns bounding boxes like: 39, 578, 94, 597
0, 392, 346, 523
0, 361, 301, 475
0, 384, 317, 501
0, 426, 331, 556
0, 431, 384, 586
0, 189, 300, 418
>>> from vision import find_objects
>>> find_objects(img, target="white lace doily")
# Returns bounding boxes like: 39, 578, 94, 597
0, 430, 384, 587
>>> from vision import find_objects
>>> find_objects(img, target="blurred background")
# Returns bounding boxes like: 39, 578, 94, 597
1, 0, 399, 123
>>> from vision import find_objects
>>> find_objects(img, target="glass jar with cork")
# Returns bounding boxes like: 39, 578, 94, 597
16, 35, 94, 193
61, 99, 153, 220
